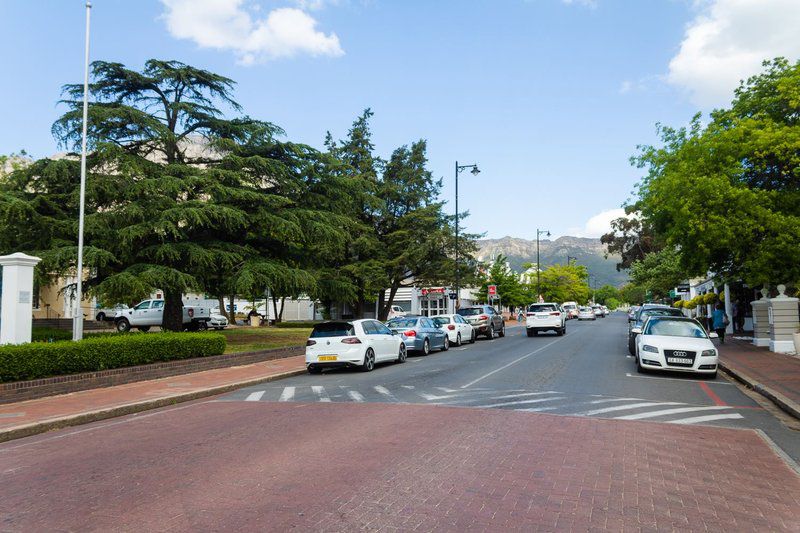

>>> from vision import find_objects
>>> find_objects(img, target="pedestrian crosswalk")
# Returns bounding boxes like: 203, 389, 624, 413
225, 384, 751, 428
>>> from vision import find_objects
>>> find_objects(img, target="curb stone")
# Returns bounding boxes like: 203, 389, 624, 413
0, 368, 306, 444
719, 361, 800, 421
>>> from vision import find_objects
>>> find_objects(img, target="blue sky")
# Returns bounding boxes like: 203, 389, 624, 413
1, 0, 798, 240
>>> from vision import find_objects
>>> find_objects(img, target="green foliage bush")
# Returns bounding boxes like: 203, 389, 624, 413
274, 321, 321, 329
31, 327, 73, 342
0, 332, 226, 382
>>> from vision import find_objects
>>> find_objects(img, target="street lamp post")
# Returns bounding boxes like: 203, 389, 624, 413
73, 1, 92, 341
536, 228, 550, 300
454, 161, 480, 309
588, 274, 597, 304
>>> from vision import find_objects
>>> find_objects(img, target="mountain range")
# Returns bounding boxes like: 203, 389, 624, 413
476, 236, 628, 288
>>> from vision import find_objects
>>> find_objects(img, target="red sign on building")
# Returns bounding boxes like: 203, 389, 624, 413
488, 285, 497, 296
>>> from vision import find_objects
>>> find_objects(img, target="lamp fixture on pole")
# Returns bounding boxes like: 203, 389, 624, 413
454, 161, 480, 309
536, 228, 550, 300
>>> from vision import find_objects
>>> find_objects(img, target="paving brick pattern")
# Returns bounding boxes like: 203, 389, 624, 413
1, 402, 798, 531
720, 339, 800, 408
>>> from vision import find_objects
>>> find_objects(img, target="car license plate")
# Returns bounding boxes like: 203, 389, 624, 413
318, 355, 337, 361
667, 357, 692, 364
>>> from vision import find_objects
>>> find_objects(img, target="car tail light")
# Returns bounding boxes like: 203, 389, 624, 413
479, 315, 489, 321
550, 312, 560, 316
306, 339, 316, 346
404, 330, 417, 337
341, 337, 362, 344
447, 325, 455, 330
527, 312, 535, 317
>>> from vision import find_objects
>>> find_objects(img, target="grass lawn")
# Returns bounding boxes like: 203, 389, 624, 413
221, 327, 312, 354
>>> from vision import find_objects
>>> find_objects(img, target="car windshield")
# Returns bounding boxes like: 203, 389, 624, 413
432, 317, 451, 326
528, 304, 556, 312
387, 318, 419, 328
563, 304, 576, 309
457, 308, 483, 316
639, 309, 683, 322
644, 319, 707, 338
310, 322, 355, 338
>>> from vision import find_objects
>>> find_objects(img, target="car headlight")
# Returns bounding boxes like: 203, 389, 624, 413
642, 345, 659, 353
701, 349, 717, 357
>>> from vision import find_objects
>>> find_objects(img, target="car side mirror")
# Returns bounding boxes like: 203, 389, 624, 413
709, 332, 719, 338
631, 328, 642, 334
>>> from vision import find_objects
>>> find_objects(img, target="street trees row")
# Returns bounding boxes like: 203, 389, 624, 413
604, 58, 800, 299
0, 60, 478, 328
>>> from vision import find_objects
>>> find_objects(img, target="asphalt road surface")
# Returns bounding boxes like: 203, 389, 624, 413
2, 313, 799, 531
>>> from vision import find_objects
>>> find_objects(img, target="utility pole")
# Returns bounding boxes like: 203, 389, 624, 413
454, 161, 480, 309
536, 229, 550, 300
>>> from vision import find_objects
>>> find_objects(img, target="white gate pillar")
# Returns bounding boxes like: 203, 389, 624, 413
0, 253, 42, 345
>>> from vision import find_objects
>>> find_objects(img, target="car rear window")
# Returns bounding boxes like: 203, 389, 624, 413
528, 304, 557, 312
387, 318, 419, 328
432, 316, 451, 326
310, 322, 355, 338
563, 304, 576, 309
641, 308, 683, 320
457, 308, 483, 316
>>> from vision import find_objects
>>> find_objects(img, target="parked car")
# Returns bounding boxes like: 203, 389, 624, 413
386, 316, 449, 355
562, 302, 579, 320
432, 314, 476, 346
628, 305, 641, 322
208, 311, 229, 330
95, 304, 129, 322
635, 316, 719, 377
387, 305, 407, 319
525, 303, 566, 337
114, 299, 211, 332
592, 305, 605, 318
305, 319, 406, 374
457, 305, 505, 339
601, 305, 610, 315
628, 305, 685, 355
577, 306, 596, 320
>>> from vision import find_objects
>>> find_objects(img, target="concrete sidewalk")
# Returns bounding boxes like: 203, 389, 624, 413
0, 355, 306, 442
718, 338, 800, 420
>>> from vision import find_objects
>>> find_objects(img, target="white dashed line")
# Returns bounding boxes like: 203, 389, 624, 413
671, 413, 744, 425
278, 387, 295, 402
311, 386, 331, 402
579, 402, 685, 416
245, 391, 265, 402
615, 406, 733, 420
348, 390, 364, 402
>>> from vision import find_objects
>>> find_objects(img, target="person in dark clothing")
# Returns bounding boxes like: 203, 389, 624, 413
711, 303, 728, 344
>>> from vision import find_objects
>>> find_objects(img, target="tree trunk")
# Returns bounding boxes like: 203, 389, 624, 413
278, 297, 286, 322
217, 295, 228, 321
228, 295, 236, 324
272, 296, 280, 323
377, 289, 386, 321
379, 284, 400, 321
162, 288, 184, 331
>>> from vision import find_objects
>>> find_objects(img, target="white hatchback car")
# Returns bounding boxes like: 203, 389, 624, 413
635, 316, 719, 377
577, 306, 596, 320
526, 303, 566, 336
432, 314, 476, 346
305, 319, 407, 374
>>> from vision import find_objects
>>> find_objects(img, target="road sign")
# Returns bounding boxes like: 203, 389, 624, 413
488, 285, 497, 296
449, 292, 457, 300
676, 283, 690, 293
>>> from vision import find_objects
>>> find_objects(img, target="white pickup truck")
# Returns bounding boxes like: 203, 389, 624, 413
114, 299, 211, 332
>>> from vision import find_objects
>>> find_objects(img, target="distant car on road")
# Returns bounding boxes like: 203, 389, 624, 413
525, 303, 566, 337
386, 316, 449, 355
305, 319, 406, 374
592, 305, 605, 318
577, 306, 596, 321
387, 305, 407, 319
457, 305, 505, 339
95, 304, 129, 322
432, 314, 475, 346
628, 305, 685, 355
562, 302, 579, 320
208, 312, 229, 330
635, 316, 719, 378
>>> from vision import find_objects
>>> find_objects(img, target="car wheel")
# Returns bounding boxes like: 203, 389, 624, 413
557, 327, 564, 336
628, 338, 636, 356
116, 318, 130, 333
498, 324, 505, 338
469, 330, 476, 344
526, 329, 534, 337
96, 312, 105, 322
397, 344, 407, 364
422, 339, 431, 356
636, 354, 646, 374
137, 326, 151, 333
308, 365, 322, 374
562, 325, 567, 335
197, 321, 208, 331
456, 333, 462, 347
362, 349, 376, 372
442, 336, 449, 351
486, 327, 495, 340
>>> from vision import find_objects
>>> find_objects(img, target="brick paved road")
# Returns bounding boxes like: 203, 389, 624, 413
1, 402, 798, 531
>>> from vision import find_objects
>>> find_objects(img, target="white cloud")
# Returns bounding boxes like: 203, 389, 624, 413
619, 80, 633, 94
668, 0, 800, 108
567, 208, 627, 238
160, 0, 344, 65
561, 0, 597, 7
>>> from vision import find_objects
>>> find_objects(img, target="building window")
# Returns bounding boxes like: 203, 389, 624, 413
421, 296, 446, 317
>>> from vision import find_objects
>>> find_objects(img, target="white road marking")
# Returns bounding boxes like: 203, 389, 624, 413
671, 413, 744, 424
615, 406, 733, 420
517, 406, 559, 412
348, 390, 365, 402
472, 396, 566, 409
417, 392, 461, 401
436, 387, 458, 393
587, 397, 645, 404
401, 385, 415, 389
312, 386, 331, 402
579, 401, 685, 416
490, 391, 559, 400
460, 335, 572, 389
245, 391, 265, 402
374, 385, 399, 402
278, 387, 295, 402
625, 373, 733, 385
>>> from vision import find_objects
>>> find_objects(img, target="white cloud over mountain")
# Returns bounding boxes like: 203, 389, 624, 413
160, 0, 344, 65
567, 208, 626, 238
668, 0, 800, 108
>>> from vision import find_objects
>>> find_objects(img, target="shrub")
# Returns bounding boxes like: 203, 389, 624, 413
31, 327, 73, 343
672, 300, 684, 309
0, 332, 226, 382
274, 321, 321, 328
703, 293, 718, 305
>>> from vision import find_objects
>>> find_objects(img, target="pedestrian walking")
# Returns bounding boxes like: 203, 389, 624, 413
712, 303, 728, 344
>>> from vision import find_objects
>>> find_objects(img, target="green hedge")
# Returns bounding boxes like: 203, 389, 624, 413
274, 321, 321, 328
0, 332, 226, 382
31, 327, 73, 342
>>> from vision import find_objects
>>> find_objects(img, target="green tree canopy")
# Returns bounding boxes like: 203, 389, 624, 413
537, 263, 590, 304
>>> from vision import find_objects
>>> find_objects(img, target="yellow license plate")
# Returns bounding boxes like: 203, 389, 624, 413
318, 355, 338, 361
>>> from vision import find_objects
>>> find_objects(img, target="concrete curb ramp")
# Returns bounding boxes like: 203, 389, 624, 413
0, 368, 306, 443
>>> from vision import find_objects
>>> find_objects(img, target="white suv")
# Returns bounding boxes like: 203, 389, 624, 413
526, 303, 567, 337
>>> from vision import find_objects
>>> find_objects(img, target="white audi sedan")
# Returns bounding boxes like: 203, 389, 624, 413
635, 317, 719, 378
432, 314, 476, 346
305, 319, 406, 374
